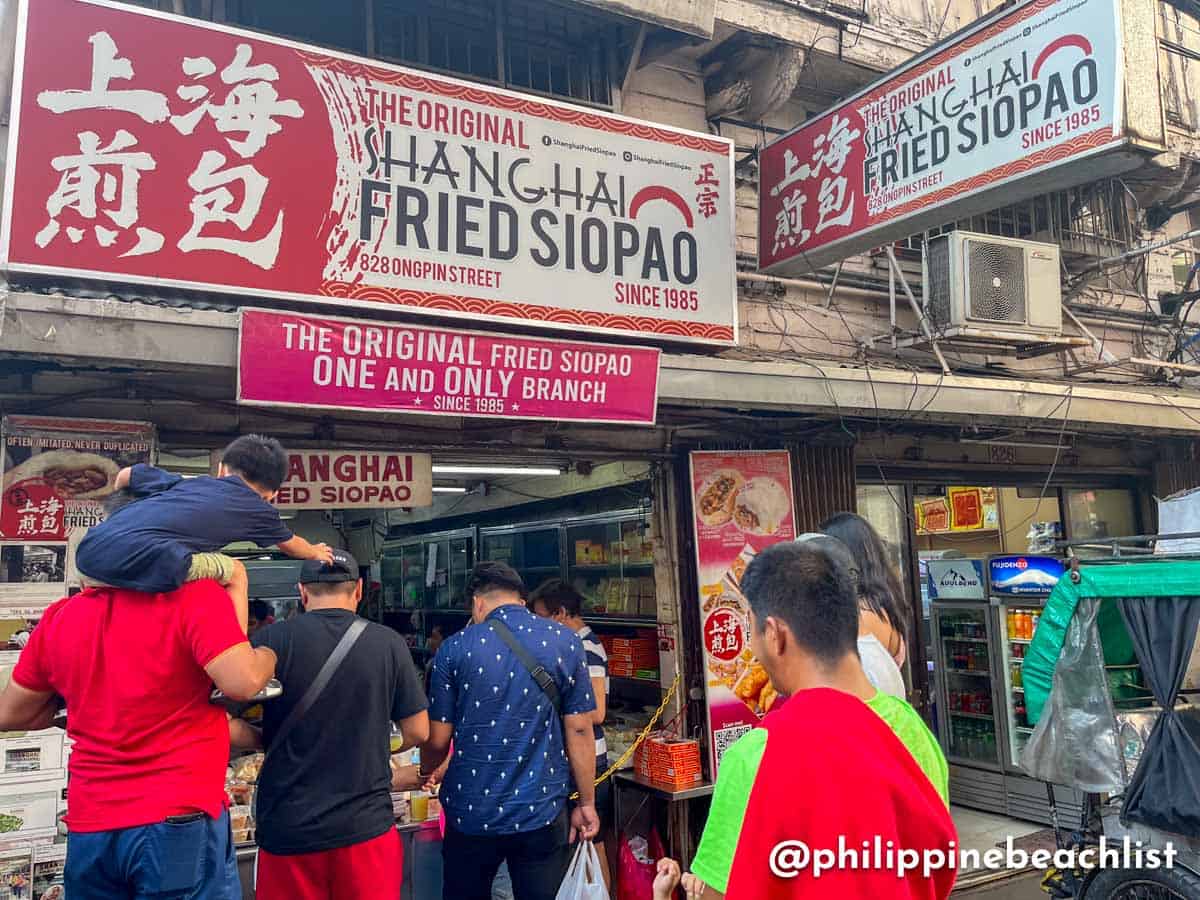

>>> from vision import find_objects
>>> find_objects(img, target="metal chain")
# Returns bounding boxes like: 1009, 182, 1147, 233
569, 670, 682, 801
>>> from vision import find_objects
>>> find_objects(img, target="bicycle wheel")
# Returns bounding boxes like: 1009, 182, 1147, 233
1084, 865, 1200, 899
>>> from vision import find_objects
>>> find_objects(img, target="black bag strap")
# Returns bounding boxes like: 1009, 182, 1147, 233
487, 618, 561, 715
269, 618, 368, 753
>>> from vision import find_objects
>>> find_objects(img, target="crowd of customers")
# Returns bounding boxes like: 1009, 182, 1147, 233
0, 431, 955, 899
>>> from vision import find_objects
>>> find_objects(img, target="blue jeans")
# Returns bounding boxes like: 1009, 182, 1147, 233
66, 809, 240, 899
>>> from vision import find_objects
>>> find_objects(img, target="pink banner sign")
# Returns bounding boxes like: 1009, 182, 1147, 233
238, 309, 661, 425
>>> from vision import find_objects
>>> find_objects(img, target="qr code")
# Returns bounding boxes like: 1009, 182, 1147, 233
714, 724, 752, 766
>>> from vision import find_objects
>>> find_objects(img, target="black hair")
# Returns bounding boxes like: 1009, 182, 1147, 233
466, 561, 526, 600
248, 600, 273, 621
820, 511, 910, 638
302, 579, 358, 599
741, 540, 859, 667
529, 578, 585, 617
222, 435, 289, 492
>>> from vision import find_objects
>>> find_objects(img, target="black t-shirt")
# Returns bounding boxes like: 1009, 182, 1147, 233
251, 609, 427, 855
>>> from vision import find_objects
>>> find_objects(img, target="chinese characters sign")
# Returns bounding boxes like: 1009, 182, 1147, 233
760, 0, 1128, 272
238, 309, 661, 425
689, 450, 796, 774
0, 416, 156, 543
276, 451, 433, 510
1, 0, 736, 345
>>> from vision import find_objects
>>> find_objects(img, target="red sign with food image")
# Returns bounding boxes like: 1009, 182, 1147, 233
1, 417, 156, 542
689, 450, 796, 774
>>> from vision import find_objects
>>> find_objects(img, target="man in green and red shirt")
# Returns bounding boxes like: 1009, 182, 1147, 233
659, 539, 955, 900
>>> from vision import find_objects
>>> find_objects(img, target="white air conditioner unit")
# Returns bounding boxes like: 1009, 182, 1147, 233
923, 231, 1062, 336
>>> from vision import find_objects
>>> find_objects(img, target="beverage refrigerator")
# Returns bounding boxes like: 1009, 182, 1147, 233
927, 559, 1008, 815
986, 555, 1086, 825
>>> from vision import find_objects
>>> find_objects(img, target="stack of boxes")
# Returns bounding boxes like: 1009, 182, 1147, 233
601, 635, 659, 681
0, 651, 68, 875
632, 733, 702, 788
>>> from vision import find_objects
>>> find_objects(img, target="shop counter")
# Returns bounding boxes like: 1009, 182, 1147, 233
233, 821, 444, 900
612, 771, 714, 867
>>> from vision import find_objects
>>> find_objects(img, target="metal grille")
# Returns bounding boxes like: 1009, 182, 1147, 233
926, 236, 953, 329
899, 178, 1134, 262
791, 444, 857, 535
965, 240, 1026, 324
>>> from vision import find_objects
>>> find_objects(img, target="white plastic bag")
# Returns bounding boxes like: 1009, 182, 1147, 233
555, 840, 607, 900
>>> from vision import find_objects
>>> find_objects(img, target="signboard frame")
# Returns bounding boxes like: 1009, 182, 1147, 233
0, 0, 739, 347
758, 0, 1141, 273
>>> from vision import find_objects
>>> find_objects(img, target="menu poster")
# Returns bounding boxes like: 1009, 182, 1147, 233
1, 417, 157, 543
689, 450, 796, 774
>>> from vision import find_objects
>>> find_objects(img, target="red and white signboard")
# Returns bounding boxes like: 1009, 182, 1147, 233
238, 309, 661, 425
760, 0, 1129, 272
0, 0, 736, 345
277, 451, 432, 510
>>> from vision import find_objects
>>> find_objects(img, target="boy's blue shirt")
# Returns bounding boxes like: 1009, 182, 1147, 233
75, 463, 292, 593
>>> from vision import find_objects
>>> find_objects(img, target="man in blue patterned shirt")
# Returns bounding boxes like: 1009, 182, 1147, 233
422, 562, 599, 900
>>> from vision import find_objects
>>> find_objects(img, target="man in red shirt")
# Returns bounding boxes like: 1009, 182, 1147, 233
0, 580, 277, 899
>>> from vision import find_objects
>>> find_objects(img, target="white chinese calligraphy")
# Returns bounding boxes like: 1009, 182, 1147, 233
809, 114, 859, 179
34, 129, 164, 256
37, 32, 169, 123
769, 113, 863, 254
815, 176, 854, 234
769, 149, 810, 199
772, 189, 811, 257
178, 150, 283, 268
34, 30, 300, 270
170, 44, 303, 158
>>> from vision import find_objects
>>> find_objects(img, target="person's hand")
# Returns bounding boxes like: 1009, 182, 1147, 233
390, 763, 424, 792
681, 872, 707, 899
569, 801, 600, 842
312, 543, 335, 565
421, 756, 450, 790
654, 858, 681, 900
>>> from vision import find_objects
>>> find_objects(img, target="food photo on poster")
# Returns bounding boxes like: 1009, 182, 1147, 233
0, 417, 156, 544
689, 451, 797, 772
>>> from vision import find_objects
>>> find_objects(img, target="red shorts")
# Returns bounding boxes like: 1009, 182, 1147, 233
256, 828, 402, 900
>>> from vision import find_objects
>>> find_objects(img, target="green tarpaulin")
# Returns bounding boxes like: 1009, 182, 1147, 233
1023, 560, 1200, 725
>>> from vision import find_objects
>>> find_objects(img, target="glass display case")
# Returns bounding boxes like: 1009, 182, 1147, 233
380, 527, 476, 612
997, 600, 1042, 770
479, 525, 562, 597
932, 602, 1003, 770
566, 512, 656, 622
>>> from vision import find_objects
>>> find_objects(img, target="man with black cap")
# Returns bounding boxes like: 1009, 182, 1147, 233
230, 549, 430, 900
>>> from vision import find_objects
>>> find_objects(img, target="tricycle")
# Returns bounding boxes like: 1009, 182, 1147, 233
1020, 534, 1200, 898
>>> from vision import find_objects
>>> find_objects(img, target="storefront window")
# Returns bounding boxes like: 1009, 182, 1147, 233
1064, 488, 1138, 544
855, 483, 916, 627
